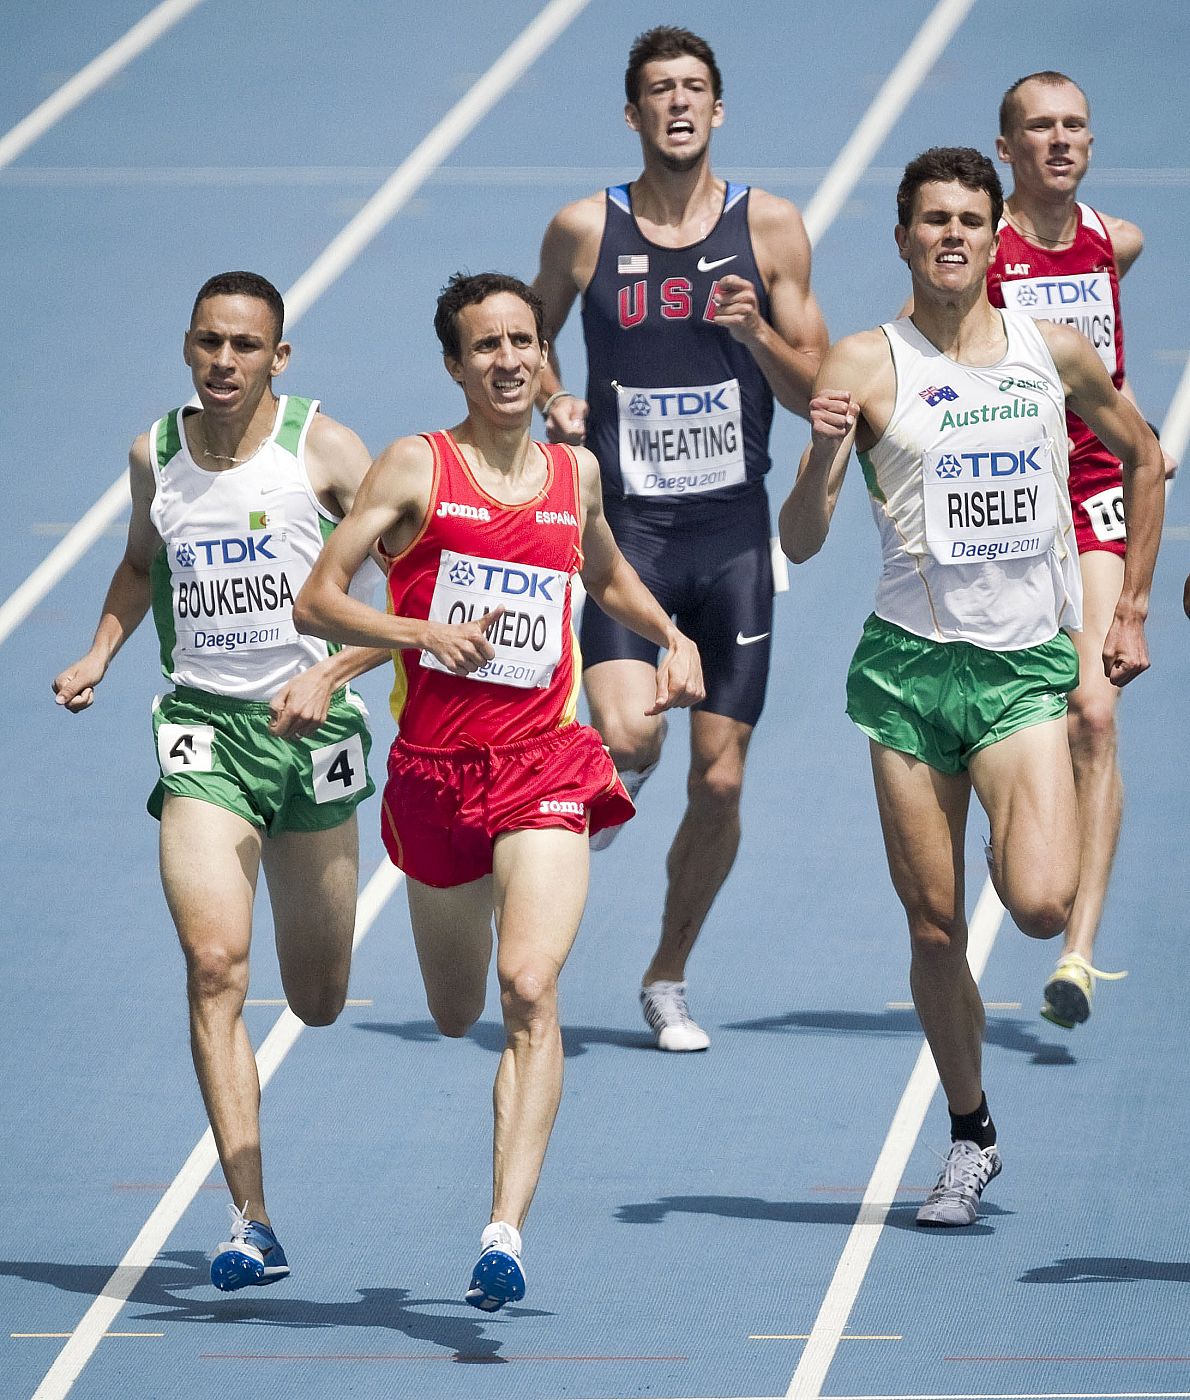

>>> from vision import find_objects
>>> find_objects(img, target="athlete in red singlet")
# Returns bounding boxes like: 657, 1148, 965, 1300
295, 272, 703, 1312
991, 71, 1176, 1029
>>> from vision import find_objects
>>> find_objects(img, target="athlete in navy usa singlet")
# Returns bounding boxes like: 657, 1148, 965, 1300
532, 26, 827, 1051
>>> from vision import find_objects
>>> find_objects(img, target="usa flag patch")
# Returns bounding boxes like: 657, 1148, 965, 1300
618, 254, 648, 274
919, 384, 958, 405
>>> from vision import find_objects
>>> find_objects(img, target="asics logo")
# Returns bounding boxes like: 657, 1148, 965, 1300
735, 631, 769, 646
697, 254, 737, 273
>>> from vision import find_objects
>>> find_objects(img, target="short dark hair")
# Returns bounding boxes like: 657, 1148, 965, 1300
190, 271, 285, 344
624, 25, 722, 105
433, 272, 545, 359
999, 70, 1088, 135
897, 147, 1004, 230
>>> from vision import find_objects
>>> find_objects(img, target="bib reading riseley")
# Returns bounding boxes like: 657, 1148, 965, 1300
419, 549, 566, 689
860, 313, 1082, 650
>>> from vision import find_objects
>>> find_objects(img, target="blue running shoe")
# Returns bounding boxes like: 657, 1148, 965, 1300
210, 1203, 290, 1292
464, 1221, 526, 1312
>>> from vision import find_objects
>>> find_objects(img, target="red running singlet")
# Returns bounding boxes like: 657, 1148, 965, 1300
384, 430, 585, 748
988, 203, 1127, 555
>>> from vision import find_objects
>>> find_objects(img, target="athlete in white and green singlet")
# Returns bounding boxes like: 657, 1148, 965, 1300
780, 149, 1164, 1229
53, 272, 403, 1292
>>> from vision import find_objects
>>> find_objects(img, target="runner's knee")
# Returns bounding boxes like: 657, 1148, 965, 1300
1010, 893, 1071, 941
286, 982, 347, 1028
499, 964, 559, 1033
184, 940, 249, 1005
600, 714, 664, 772
1067, 686, 1117, 755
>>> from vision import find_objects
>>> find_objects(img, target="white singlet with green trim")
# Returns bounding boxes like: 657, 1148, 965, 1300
859, 312, 1082, 649
148, 395, 339, 700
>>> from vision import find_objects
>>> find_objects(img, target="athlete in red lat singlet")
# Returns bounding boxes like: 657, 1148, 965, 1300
991, 71, 1175, 1029
295, 272, 703, 1313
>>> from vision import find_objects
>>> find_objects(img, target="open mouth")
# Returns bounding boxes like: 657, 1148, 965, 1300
666, 119, 695, 138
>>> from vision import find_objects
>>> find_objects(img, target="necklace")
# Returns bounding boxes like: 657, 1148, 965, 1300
1004, 207, 1076, 248
200, 436, 267, 467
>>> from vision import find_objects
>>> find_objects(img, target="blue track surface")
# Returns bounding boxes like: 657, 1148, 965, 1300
4, 2, 1189, 1397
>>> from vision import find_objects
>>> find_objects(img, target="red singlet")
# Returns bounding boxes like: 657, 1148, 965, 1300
987, 203, 1127, 556
380, 429, 632, 885
385, 430, 585, 747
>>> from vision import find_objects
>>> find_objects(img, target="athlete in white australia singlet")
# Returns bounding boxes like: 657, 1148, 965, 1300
780, 150, 1163, 1230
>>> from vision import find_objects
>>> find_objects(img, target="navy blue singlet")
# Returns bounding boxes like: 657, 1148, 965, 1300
580, 182, 774, 522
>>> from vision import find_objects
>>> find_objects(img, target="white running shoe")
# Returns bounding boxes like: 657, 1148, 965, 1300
916, 1140, 1002, 1227
589, 719, 667, 852
640, 979, 710, 1052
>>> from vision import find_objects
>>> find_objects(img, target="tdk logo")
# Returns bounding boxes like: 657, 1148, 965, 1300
186, 535, 276, 565
632, 388, 732, 417
448, 560, 477, 587
919, 384, 958, 406
939, 447, 1047, 479
436, 501, 491, 521
475, 564, 556, 600
1019, 278, 1103, 306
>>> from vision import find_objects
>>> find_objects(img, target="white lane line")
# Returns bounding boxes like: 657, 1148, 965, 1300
1158, 351, 1190, 471
0, 476, 130, 645
0, 0, 207, 172
284, 0, 590, 324
801, 0, 978, 246
0, 0, 591, 649
787, 879, 1005, 1400
31, 859, 402, 1400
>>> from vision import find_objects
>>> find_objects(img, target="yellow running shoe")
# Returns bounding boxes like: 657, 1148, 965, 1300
1040, 953, 1128, 1028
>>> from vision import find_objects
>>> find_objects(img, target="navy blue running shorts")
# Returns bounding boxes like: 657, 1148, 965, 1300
581, 486, 774, 726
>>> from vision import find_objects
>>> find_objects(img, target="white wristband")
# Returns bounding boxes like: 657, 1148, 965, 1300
540, 390, 574, 418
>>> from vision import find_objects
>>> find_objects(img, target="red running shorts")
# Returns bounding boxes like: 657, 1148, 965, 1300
381, 722, 634, 887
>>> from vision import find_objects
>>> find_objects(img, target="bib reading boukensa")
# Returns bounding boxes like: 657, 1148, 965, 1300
420, 549, 566, 689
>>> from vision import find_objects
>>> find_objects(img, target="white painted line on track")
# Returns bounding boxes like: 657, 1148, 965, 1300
800, 0, 978, 247
0, 476, 131, 645
1158, 352, 1190, 476
30, 859, 403, 1400
0, 0, 591, 649
0, 0, 207, 172
284, 0, 590, 324
787, 879, 1006, 1400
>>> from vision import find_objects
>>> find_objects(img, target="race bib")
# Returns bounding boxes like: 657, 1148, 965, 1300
1081, 484, 1127, 542
310, 734, 368, 804
157, 722, 214, 775
1000, 272, 1117, 375
419, 549, 566, 689
168, 521, 301, 657
616, 377, 746, 496
924, 440, 1057, 565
